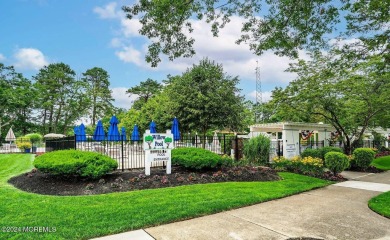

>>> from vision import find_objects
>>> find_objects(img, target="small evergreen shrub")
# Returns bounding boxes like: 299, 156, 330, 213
172, 147, 221, 170
353, 148, 375, 169
25, 133, 43, 143
319, 147, 343, 160
243, 135, 270, 164
301, 148, 321, 159
34, 150, 118, 179
324, 152, 349, 175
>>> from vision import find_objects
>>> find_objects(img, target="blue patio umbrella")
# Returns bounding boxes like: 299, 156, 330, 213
149, 120, 157, 133
121, 126, 127, 141
78, 123, 87, 142
74, 126, 80, 140
171, 117, 180, 141
93, 120, 105, 141
107, 116, 120, 141
131, 124, 140, 141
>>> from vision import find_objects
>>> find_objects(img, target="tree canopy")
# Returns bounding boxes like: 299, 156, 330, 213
269, 51, 390, 154
122, 0, 389, 67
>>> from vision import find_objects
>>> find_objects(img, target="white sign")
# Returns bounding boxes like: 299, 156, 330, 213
285, 144, 297, 158
144, 130, 174, 176
143, 133, 174, 150
147, 149, 171, 162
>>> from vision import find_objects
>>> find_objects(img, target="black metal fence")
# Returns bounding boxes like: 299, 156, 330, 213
45, 134, 240, 170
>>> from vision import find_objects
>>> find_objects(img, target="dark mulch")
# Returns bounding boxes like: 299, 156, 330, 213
347, 165, 384, 173
8, 166, 281, 196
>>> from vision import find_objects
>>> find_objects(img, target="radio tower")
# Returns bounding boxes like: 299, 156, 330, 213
255, 60, 262, 123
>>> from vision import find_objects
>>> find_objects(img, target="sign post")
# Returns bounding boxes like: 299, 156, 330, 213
143, 129, 174, 176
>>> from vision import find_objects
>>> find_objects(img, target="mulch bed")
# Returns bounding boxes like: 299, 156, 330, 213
8, 166, 281, 196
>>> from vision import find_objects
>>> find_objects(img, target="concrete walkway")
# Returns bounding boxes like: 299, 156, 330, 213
92, 171, 390, 240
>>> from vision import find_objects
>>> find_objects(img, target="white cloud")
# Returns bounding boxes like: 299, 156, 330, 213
111, 87, 138, 109
13, 48, 49, 70
115, 46, 143, 66
121, 18, 142, 37
249, 91, 273, 103
0, 53, 5, 61
110, 38, 124, 48
96, 6, 310, 87
93, 2, 122, 19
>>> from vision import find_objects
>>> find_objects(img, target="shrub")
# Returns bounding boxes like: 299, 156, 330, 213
243, 134, 270, 164
25, 133, 43, 143
218, 155, 234, 168
172, 147, 221, 170
353, 148, 375, 169
324, 152, 349, 175
319, 147, 343, 159
15, 137, 32, 150
273, 156, 324, 176
301, 148, 321, 159
34, 150, 118, 179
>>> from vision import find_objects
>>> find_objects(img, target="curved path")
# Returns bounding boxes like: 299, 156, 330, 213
93, 171, 390, 240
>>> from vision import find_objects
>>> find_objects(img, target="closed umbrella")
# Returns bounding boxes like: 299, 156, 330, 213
107, 116, 120, 141
121, 127, 127, 141
78, 123, 87, 142
212, 132, 220, 146
171, 117, 180, 141
74, 126, 80, 141
5, 127, 16, 142
93, 120, 105, 141
131, 125, 140, 141
149, 120, 157, 133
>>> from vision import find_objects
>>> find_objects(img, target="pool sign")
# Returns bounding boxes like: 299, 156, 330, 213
143, 130, 174, 175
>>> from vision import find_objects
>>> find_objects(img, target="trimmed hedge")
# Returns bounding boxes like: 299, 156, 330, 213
319, 147, 343, 159
325, 152, 349, 175
301, 147, 342, 160
353, 148, 375, 170
172, 147, 222, 170
34, 150, 118, 179
301, 148, 321, 159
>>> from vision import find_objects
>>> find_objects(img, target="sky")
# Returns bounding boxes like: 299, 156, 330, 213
0, 0, 314, 109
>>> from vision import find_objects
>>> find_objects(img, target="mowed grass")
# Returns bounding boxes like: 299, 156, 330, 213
371, 156, 390, 170
369, 191, 390, 218
0, 154, 331, 240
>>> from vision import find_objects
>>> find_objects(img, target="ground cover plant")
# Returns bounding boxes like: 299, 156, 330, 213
1, 154, 331, 240
371, 156, 390, 171
369, 191, 390, 219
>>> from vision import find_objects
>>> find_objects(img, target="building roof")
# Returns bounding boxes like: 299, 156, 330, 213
250, 122, 336, 132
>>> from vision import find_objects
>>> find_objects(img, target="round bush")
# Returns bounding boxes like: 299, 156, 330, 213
353, 148, 375, 169
324, 152, 349, 175
319, 146, 343, 159
301, 148, 321, 159
34, 150, 118, 179
172, 147, 221, 170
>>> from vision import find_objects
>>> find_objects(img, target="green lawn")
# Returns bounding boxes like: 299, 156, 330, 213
369, 191, 390, 218
0, 154, 331, 240
371, 156, 390, 170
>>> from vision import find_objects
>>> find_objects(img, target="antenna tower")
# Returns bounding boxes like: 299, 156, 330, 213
255, 60, 262, 123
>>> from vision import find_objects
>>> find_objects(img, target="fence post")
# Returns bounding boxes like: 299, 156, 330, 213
234, 135, 238, 160
223, 134, 226, 154
73, 135, 77, 150
195, 135, 198, 148
121, 136, 124, 172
